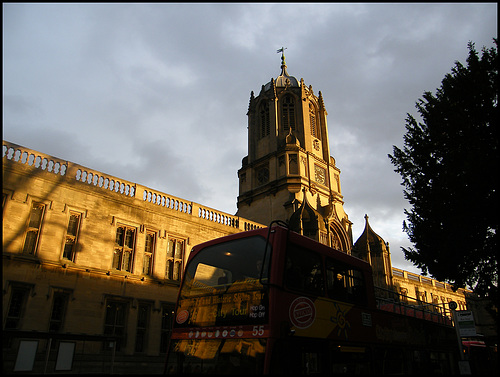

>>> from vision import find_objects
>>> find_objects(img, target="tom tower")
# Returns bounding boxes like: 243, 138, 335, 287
237, 50, 353, 252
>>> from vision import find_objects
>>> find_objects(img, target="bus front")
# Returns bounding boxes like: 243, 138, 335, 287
165, 233, 271, 374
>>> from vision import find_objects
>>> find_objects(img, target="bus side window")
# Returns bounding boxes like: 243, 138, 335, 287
285, 244, 325, 296
326, 259, 366, 305
326, 260, 347, 301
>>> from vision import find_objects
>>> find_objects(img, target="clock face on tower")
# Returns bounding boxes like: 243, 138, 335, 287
314, 165, 327, 185
257, 167, 269, 186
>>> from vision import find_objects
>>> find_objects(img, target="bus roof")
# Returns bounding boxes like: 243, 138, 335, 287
188, 225, 371, 271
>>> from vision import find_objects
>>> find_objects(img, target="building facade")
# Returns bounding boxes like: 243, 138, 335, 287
3, 54, 483, 374
2, 140, 263, 373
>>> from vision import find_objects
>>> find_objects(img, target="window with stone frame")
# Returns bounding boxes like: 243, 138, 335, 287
135, 302, 151, 353
259, 101, 270, 138
282, 95, 296, 131
309, 102, 320, 139
4, 284, 31, 330
49, 290, 70, 333
104, 299, 128, 352
63, 211, 81, 261
160, 303, 175, 353
166, 237, 184, 281
23, 201, 45, 255
113, 225, 136, 272
143, 230, 156, 276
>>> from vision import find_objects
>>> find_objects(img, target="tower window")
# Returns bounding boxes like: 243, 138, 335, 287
282, 95, 296, 131
309, 103, 319, 139
259, 102, 270, 138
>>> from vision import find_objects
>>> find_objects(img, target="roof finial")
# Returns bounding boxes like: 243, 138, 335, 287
277, 47, 288, 75
277, 46, 287, 59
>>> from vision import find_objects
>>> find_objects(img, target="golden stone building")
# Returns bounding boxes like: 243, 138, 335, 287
2, 141, 263, 373
3, 53, 477, 374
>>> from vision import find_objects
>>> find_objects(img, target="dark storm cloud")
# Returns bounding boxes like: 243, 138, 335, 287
3, 3, 497, 274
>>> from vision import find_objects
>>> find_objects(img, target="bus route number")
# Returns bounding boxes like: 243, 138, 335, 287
252, 325, 265, 337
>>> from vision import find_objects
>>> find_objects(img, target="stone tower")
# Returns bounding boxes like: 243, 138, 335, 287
236, 50, 352, 251
351, 214, 394, 289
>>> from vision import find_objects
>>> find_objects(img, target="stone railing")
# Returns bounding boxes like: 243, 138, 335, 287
392, 267, 470, 294
74, 167, 136, 198
3, 140, 264, 232
3, 143, 68, 177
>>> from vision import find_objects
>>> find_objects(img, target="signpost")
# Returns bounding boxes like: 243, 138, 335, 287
455, 310, 477, 337
449, 301, 474, 375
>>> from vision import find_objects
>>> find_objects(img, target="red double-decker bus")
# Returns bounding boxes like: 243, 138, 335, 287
165, 224, 459, 374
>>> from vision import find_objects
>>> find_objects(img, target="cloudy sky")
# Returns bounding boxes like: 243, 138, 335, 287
3, 3, 497, 275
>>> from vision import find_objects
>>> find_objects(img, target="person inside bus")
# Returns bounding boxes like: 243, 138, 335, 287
218, 273, 229, 285
285, 257, 304, 291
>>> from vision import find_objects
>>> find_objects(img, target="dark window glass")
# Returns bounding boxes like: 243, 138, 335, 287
49, 291, 69, 332
104, 300, 128, 351
5, 286, 29, 329
23, 202, 45, 254
326, 258, 366, 305
135, 303, 150, 353
285, 244, 325, 295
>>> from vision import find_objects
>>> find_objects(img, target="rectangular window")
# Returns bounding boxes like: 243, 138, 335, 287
260, 103, 270, 138
326, 259, 366, 305
166, 237, 184, 281
285, 244, 325, 295
49, 291, 70, 332
135, 303, 150, 353
160, 304, 175, 353
113, 225, 136, 272
143, 231, 156, 276
5, 285, 30, 330
23, 201, 45, 254
288, 154, 298, 175
282, 95, 296, 131
63, 212, 81, 261
104, 300, 128, 352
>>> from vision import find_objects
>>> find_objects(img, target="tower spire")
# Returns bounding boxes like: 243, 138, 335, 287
277, 47, 289, 76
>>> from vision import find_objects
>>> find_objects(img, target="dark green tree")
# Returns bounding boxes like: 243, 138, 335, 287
389, 40, 498, 299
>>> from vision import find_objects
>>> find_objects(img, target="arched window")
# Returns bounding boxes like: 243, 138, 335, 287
282, 95, 295, 131
309, 103, 320, 139
259, 102, 270, 138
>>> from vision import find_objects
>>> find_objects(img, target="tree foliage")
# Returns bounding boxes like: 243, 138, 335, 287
389, 40, 498, 299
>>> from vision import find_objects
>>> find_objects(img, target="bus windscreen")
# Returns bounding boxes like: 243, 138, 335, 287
175, 236, 271, 328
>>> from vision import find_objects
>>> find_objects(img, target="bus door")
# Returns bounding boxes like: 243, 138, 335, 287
269, 338, 327, 375
330, 343, 372, 374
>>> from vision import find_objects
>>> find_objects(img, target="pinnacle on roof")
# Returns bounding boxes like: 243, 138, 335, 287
275, 47, 299, 87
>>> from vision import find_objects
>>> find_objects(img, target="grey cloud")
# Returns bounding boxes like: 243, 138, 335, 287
3, 3, 497, 275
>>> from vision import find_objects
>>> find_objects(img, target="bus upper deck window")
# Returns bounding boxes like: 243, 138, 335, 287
326, 258, 366, 305
285, 244, 325, 296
